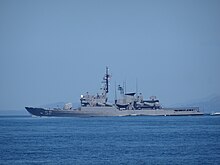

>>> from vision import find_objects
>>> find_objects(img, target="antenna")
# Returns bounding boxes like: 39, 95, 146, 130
125, 80, 126, 94
114, 81, 117, 102
136, 78, 138, 94
123, 81, 126, 94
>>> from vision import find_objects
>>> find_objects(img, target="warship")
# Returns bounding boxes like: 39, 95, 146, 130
25, 67, 203, 117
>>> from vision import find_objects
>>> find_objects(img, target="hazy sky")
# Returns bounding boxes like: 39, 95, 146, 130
0, 0, 220, 111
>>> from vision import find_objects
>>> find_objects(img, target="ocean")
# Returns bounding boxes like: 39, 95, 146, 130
0, 116, 219, 165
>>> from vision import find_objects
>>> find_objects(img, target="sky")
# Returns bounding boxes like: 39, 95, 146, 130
0, 0, 220, 112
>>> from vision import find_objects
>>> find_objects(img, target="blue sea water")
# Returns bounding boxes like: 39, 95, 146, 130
0, 116, 219, 165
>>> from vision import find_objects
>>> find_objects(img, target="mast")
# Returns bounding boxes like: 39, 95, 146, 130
105, 66, 110, 94
105, 67, 109, 93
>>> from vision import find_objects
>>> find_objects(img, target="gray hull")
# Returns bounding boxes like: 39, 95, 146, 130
25, 106, 203, 117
